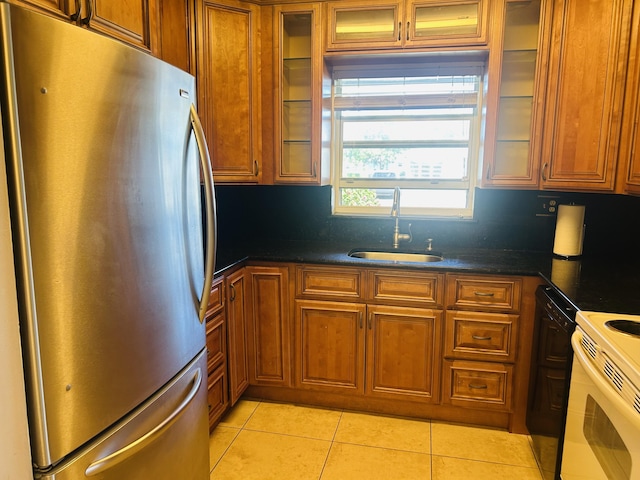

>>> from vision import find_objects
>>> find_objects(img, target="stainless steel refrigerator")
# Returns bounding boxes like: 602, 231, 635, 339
0, 3, 216, 479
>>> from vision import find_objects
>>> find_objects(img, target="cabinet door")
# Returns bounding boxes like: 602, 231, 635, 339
295, 299, 366, 394
157, 0, 193, 72
406, 0, 488, 47
206, 312, 228, 430
482, 0, 549, 187
89, 0, 159, 53
541, 0, 633, 191
326, 0, 487, 51
245, 266, 291, 386
13, 0, 159, 53
366, 305, 442, 402
226, 268, 249, 406
326, 0, 404, 51
9, 0, 71, 18
207, 364, 228, 431
619, 2, 640, 195
274, 4, 325, 184
195, 0, 262, 183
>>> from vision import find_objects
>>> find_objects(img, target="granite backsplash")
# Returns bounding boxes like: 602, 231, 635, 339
214, 185, 640, 257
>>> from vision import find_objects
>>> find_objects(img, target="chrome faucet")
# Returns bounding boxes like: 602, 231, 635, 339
391, 187, 412, 248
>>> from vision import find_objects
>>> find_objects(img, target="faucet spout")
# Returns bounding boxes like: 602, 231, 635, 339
390, 188, 411, 248
390, 187, 401, 218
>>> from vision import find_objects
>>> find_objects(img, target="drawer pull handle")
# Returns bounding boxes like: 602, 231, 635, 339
472, 335, 492, 341
469, 383, 488, 389
474, 291, 495, 297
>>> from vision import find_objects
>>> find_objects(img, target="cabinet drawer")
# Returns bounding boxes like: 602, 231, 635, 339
368, 270, 443, 306
442, 360, 513, 411
296, 265, 363, 300
446, 275, 521, 311
206, 311, 226, 373
444, 311, 518, 362
207, 364, 228, 431
206, 276, 225, 316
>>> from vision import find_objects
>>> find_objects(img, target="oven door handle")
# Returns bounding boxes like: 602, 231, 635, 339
571, 330, 640, 430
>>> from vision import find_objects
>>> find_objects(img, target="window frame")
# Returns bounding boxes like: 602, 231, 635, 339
330, 61, 485, 219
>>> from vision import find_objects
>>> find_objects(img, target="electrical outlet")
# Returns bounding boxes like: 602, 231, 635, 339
536, 195, 561, 217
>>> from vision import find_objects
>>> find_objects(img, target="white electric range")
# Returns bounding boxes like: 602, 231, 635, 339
560, 310, 640, 480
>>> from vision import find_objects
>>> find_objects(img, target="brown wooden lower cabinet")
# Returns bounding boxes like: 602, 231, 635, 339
238, 263, 542, 434
245, 265, 291, 387
295, 299, 366, 393
444, 310, 519, 363
205, 277, 227, 431
294, 300, 442, 403
207, 364, 228, 430
226, 268, 249, 406
366, 305, 441, 402
441, 359, 513, 411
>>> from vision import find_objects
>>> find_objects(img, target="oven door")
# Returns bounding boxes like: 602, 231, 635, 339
561, 329, 640, 480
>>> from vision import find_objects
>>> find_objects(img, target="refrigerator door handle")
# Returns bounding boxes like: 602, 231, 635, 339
190, 104, 216, 323
84, 368, 203, 477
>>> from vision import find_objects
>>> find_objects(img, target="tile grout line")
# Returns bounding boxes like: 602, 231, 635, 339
211, 400, 262, 476
317, 409, 344, 480
209, 426, 241, 475
429, 419, 433, 480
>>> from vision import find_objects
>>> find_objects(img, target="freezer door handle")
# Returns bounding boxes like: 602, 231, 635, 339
84, 367, 203, 476
190, 104, 216, 323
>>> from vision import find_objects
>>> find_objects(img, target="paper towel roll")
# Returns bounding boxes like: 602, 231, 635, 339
553, 204, 585, 257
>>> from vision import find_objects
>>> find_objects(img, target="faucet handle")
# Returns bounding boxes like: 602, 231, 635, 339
425, 238, 433, 252
407, 223, 413, 244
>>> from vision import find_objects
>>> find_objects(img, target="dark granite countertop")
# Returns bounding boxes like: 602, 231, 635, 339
215, 242, 640, 316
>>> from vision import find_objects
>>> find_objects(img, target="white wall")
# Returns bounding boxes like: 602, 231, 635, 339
1, 149, 33, 479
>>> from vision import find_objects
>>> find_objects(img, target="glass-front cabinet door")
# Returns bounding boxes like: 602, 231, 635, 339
274, 3, 324, 183
327, 0, 403, 50
482, 0, 549, 187
326, 0, 487, 51
406, 0, 488, 46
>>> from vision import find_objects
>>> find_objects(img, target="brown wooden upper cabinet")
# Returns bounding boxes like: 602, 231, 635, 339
618, 3, 640, 195
482, 0, 550, 188
157, 0, 193, 73
9, 0, 69, 19
325, 0, 489, 52
11, 0, 159, 54
540, 0, 634, 192
195, 0, 262, 184
273, 3, 327, 184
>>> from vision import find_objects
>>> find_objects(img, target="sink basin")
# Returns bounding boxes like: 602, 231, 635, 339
348, 249, 444, 263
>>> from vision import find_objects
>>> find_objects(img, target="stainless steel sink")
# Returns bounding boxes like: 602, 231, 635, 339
348, 249, 444, 263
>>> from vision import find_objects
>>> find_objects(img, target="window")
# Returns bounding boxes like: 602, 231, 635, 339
331, 61, 484, 218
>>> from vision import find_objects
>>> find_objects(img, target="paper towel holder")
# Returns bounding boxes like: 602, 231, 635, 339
552, 203, 586, 258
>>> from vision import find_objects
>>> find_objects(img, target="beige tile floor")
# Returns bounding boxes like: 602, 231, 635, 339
209, 399, 544, 480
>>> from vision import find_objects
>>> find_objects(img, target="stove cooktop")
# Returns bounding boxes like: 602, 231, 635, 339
576, 311, 640, 388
